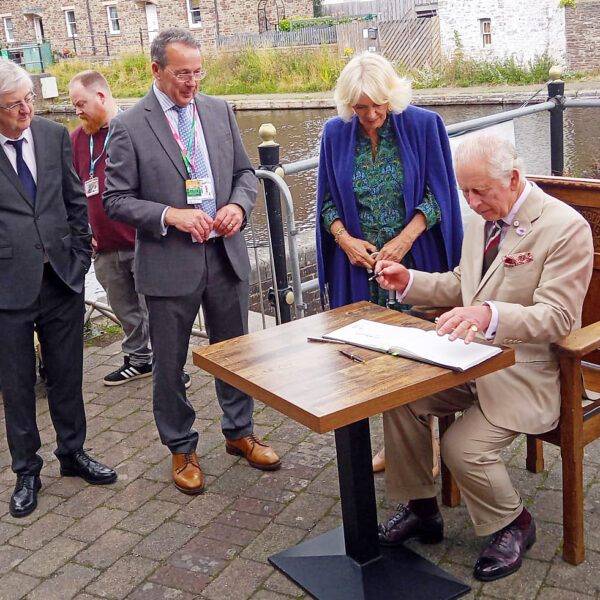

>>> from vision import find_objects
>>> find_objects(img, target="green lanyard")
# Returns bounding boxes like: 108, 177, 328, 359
169, 106, 197, 178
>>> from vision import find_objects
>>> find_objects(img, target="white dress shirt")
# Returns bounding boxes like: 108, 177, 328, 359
0, 127, 37, 182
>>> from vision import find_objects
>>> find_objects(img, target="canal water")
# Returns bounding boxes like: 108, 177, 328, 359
52, 102, 600, 243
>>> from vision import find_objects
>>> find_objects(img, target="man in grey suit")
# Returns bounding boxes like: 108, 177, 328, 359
0, 60, 116, 518
104, 28, 280, 495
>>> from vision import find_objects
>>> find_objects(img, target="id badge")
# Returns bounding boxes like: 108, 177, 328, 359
186, 178, 214, 205
84, 177, 100, 198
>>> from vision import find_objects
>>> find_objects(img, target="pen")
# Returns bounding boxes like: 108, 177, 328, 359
339, 349, 365, 363
307, 337, 345, 344
368, 270, 385, 282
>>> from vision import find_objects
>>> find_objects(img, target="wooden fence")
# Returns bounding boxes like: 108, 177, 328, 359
379, 15, 441, 71
336, 18, 380, 55
216, 25, 337, 49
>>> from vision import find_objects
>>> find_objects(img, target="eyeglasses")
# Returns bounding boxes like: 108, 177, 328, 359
0, 91, 36, 112
165, 68, 206, 82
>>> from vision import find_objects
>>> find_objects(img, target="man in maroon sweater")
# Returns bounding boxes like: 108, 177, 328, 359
69, 71, 154, 385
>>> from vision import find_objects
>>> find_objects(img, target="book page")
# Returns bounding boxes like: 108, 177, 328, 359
324, 319, 502, 371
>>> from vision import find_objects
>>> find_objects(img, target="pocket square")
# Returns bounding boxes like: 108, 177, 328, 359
503, 252, 533, 267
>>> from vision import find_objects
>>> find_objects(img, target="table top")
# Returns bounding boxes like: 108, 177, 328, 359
192, 302, 515, 434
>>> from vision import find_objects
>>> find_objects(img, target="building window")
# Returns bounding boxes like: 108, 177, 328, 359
186, 0, 201, 28
3, 17, 14, 43
480, 18, 492, 47
65, 10, 77, 37
107, 5, 120, 34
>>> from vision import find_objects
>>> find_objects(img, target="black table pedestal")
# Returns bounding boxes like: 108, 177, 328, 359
269, 418, 470, 600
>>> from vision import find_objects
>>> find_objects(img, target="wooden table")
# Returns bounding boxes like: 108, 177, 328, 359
193, 302, 515, 600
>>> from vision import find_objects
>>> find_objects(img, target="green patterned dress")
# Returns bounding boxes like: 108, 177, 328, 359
321, 116, 441, 309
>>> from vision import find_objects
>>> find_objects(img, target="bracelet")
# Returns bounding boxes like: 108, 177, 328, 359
333, 227, 346, 244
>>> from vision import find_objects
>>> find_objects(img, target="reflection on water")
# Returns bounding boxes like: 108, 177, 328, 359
53, 101, 600, 242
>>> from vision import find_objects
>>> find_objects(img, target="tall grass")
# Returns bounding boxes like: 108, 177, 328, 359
47, 46, 346, 97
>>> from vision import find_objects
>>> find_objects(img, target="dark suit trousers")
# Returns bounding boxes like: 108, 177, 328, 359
0, 263, 87, 475
146, 238, 254, 454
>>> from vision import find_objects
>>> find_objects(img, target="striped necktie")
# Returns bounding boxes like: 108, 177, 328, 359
483, 220, 502, 274
172, 104, 216, 219
7, 139, 36, 203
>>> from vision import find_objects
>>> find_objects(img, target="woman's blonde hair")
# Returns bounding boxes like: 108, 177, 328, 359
333, 52, 412, 121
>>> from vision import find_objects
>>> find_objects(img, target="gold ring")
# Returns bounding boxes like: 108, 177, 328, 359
469, 325, 478, 332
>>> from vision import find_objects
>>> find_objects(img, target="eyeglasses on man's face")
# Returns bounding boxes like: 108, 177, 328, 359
165, 68, 206, 82
0, 91, 37, 112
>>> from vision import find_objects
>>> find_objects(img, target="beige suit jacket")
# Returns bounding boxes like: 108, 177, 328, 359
405, 183, 594, 434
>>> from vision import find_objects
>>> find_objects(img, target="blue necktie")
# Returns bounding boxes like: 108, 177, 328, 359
172, 104, 216, 219
7, 139, 36, 203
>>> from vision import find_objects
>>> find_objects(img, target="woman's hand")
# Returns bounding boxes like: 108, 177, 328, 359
338, 234, 378, 269
377, 232, 413, 262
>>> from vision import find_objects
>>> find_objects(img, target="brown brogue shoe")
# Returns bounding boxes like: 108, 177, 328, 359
372, 447, 385, 473
225, 434, 281, 471
172, 452, 205, 495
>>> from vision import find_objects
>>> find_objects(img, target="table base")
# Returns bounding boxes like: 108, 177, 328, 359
270, 526, 470, 600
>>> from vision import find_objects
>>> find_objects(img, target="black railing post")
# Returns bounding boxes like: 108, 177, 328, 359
139, 28, 144, 50
72, 35, 77, 54
37, 44, 44, 72
258, 123, 292, 324
548, 66, 565, 176
105, 32, 109, 56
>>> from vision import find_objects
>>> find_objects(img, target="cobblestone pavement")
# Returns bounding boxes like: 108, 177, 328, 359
0, 333, 599, 600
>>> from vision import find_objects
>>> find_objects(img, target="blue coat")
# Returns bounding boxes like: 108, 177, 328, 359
316, 106, 463, 308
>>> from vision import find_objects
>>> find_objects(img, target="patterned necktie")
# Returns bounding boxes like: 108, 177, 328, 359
172, 104, 216, 219
483, 220, 502, 274
7, 139, 36, 203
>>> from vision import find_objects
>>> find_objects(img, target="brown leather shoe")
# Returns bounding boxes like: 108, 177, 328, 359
372, 447, 385, 473
172, 452, 205, 494
225, 434, 281, 470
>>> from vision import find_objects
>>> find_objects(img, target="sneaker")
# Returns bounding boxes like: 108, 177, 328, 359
183, 370, 191, 389
104, 357, 152, 386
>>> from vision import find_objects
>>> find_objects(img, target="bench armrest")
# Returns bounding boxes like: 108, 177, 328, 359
553, 322, 600, 358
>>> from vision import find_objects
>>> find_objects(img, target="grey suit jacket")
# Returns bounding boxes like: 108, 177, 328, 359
103, 89, 257, 297
405, 183, 594, 434
0, 116, 91, 309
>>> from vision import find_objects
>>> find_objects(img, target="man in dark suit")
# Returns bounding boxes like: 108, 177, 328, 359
0, 60, 116, 518
104, 28, 280, 496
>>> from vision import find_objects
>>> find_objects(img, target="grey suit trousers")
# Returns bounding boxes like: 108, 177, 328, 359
145, 238, 254, 454
383, 383, 524, 536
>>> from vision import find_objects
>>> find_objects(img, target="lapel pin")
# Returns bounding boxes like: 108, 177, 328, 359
513, 220, 520, 227
516, 226, 526, 236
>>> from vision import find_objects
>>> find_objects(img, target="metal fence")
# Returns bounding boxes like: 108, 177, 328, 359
48, 30, 152, 60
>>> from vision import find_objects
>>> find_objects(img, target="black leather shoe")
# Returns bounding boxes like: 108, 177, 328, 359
59, 449, 117, 484
473, 517, 536, 581
10, 475, 42, 518
378, 504, 444, 546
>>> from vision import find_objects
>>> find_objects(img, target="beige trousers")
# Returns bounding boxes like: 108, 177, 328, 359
383, 382, 523, 536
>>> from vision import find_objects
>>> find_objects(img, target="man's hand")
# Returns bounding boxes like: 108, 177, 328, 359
436, 305, 493, 344
213, 204, 245, 238
373, 259, 410, 292
338, 234, 378, 269
165, 207, 213, 243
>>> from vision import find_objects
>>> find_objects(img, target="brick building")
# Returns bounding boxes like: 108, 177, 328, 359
0, 0, 313, 59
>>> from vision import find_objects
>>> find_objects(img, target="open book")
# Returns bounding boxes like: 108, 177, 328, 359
323, 319, 502, 372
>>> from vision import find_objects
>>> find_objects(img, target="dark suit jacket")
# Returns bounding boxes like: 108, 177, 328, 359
103, 89, 257, 297
0, 116, 91, 309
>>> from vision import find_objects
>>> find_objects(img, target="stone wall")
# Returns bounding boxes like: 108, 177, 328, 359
565, 0, 600, 73
0, 0, 313, 58
436, 0, 566, 65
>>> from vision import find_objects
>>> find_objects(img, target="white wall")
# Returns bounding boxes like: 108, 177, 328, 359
437, 0, 566, 66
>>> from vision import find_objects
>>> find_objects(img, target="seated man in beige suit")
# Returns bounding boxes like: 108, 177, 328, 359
373, 133, 594, 582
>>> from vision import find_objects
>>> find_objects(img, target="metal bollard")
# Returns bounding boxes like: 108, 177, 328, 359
548, 66, 565, 176
258, 124, 292, 324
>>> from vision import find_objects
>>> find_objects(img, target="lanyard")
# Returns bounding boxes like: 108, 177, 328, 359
167, 104, 198, 178
89, 129, 111, 177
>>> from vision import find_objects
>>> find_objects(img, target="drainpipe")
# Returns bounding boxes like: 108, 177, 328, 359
84, 0, 96, 55
213, 0, 220, 48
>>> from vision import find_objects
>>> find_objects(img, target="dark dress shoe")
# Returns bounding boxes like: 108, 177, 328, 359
10, 475, 42, 518
473, 517, 536, 581
378, 504, 444, 546
59, 449, 117, 484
